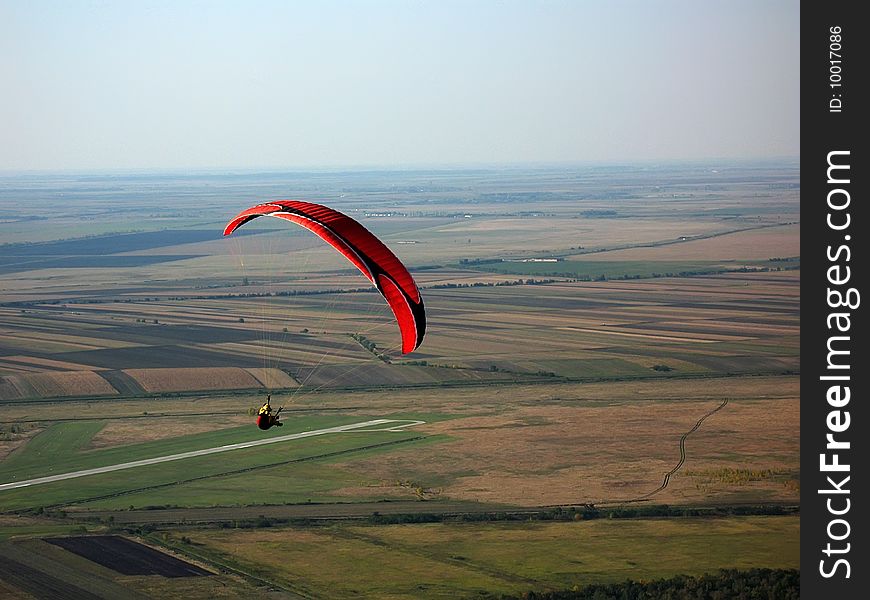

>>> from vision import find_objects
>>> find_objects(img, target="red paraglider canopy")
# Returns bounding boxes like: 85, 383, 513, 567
224, 201, 426, 354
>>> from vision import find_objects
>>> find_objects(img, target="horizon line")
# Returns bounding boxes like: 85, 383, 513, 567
0, 156, 800, 177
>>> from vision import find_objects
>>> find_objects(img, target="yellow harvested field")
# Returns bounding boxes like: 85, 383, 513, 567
244, 367, 299, 388
338, 376, 800, 507
87, 414, 252, 448
124, 367, 263, 392
0, 371, 117, 401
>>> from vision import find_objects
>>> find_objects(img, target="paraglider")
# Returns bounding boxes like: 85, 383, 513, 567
225, 201, 427, 431
223, 200, 426, 353
257, 395, 282, 430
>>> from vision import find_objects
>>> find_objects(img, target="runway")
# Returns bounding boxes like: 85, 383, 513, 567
0, 419, 425, 492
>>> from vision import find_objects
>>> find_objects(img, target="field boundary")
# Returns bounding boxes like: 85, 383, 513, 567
142, 533, 315, 599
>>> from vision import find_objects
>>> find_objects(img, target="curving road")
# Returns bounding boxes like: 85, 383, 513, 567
0, 419, 424, 492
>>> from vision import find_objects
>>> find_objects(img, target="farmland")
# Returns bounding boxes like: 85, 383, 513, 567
0, 416, 441, 512
0, 270, 799, 397
0, 163, 799, 597
151, 516, 799, 599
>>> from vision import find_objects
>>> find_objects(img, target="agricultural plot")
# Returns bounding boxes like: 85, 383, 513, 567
0, 371, 117, 401
3, 416, 361, 481
243, 367, 298, 388
0, 414, 437, 511
0, 515, 90, 541
0, 229, 276, 277
331, 378, 800, 507
85, 414, 254, 449
0, 537, 256, 599
46, 535, 211, 577
293, 363, 520, 388
177, 516, 799, 599
0, 540, 143, 600
418, 272, 798, 380
0, 255, 198, 275
124, 367, 267, 393
579, 223, 800, 262
380, 216, 731, 265
55, 346, 265, 371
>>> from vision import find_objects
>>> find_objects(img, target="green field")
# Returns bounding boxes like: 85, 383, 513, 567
2, 416, 355, 478
172, 516, 799, 599
74, 434, 450, 511
0, 415, 447, 511
0, 522, 98, 541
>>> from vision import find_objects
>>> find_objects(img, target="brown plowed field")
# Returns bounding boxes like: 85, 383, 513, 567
0, 554, 103, 600
45, 535, 211, 577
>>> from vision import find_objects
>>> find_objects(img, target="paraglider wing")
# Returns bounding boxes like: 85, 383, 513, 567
224, 201, 425, 353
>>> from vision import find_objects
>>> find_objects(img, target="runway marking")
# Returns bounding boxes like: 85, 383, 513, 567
341, 419, 427, 432
0, 419, 424, 492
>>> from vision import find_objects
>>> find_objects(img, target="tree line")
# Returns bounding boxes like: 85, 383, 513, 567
490, 569, 799, 600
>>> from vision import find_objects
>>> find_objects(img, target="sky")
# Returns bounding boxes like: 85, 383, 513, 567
1, 0, 800, 171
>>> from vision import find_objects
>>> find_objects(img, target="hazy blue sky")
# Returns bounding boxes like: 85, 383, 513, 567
1, 1, 799, 170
